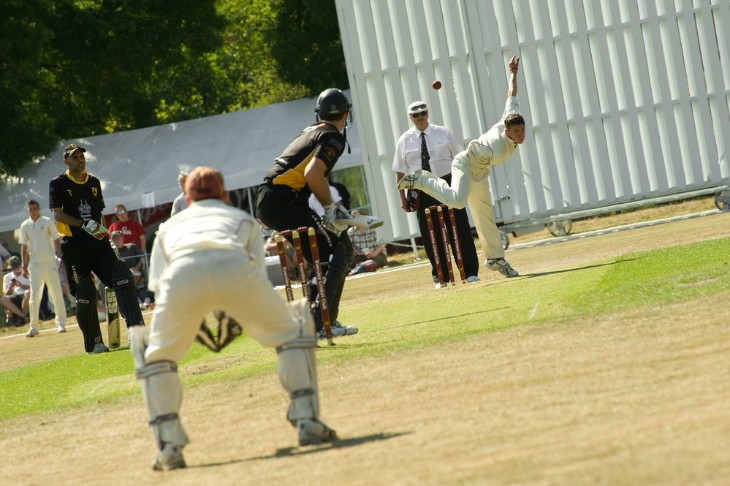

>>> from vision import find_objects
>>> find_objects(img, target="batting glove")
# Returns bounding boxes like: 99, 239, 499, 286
322, 204, 348, 234
81, 219, 109, 240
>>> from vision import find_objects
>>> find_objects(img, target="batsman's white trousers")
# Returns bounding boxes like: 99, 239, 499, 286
146, 251, 300, 363
28, 260, 67, 332
417, 153, 506, 260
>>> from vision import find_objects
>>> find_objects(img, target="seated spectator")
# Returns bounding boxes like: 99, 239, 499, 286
2, 256, 30, 325
111, 231, 153, 307
0, 239, 20, 259
347, 211, 387, 275
109, 204, 147, 251
1, 295, 28, 326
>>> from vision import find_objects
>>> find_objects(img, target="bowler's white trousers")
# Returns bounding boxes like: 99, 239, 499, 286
417, 152, 506, 260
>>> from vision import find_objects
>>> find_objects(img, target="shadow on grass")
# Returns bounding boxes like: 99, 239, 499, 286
191, 432, 409, 468
517, 258, 638, 279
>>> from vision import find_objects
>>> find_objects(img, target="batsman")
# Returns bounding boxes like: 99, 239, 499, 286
49, 144, 145, 354
256, 88, 359, 340
130, 166, 337, 471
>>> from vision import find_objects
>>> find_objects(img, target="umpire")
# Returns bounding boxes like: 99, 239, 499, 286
49, 144, 145, 354
256, 88, 357, 339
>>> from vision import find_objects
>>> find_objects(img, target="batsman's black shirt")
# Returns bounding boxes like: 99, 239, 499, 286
49, 171, 105, 238
263, 122, 346, 197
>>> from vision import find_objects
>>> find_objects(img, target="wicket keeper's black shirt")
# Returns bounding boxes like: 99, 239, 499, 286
263, 122, 346, 197
49, 171, 105, 237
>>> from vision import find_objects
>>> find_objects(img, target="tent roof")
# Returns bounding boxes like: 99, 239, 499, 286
1, 92, 362, 232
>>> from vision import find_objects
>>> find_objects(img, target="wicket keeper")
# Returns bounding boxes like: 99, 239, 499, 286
131, 166, 336, 470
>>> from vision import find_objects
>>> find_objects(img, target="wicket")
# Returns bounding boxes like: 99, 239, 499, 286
275, 227, 334, 345
425, 204, 467, 287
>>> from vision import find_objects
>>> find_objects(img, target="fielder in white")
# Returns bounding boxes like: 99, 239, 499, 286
130, 166, 336, 471
398, 56, 526, 277
18, 199, 67, 335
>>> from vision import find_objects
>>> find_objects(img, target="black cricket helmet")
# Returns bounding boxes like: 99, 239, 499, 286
315, 88, 351, 121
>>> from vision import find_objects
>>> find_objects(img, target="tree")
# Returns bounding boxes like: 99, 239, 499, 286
268, 0, 349, 94
0, 0, 57, 175
0, 0, 224, 177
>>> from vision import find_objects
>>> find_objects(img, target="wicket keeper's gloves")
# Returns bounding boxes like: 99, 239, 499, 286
82, 219, 109, 240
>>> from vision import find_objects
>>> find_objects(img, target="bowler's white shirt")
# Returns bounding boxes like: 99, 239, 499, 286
473, 96, 520, 168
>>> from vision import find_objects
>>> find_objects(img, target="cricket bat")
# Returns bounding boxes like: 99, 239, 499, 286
105, 287, 120, 349
335, 213, 384, 230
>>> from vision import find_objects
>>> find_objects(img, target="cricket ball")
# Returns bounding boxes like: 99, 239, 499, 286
432, 80, 442, 90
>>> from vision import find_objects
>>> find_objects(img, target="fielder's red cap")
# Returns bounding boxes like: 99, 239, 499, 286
185, 166, 226, 201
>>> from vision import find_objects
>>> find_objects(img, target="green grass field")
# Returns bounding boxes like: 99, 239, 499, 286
3, 236, 728, 422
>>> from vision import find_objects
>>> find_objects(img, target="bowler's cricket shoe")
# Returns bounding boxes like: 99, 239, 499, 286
26, 328, 38, 338
152, 443, 186, 471
486, 258, 519, 278
297, 419, 337, 446
396, 170, 422, 190
318, 321, 358, 340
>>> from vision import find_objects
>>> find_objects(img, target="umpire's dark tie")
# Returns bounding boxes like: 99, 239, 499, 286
420, 131, 431, 171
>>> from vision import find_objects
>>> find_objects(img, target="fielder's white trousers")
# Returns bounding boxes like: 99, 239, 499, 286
417, 153, 506, 259
28, 260, 67, 331
146, 251, 300, 364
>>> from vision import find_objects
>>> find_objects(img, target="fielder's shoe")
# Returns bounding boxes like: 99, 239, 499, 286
152, 443, 186, 471
26, 328, 38, 338
318, 321, 358, 340
396, 170, 422, 190
297, 419, 337, 446
466, 275, 481, 283
90, 342, 109, 354
57, 325, 66, 333
486, 258, 519, 278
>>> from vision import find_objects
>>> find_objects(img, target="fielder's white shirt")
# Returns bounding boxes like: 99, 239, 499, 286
392, 124, 464, 177
18, 215, 60, 263
148, 199, 263, 293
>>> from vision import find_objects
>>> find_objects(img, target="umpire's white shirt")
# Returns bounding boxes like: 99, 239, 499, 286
392, 124, 463, 177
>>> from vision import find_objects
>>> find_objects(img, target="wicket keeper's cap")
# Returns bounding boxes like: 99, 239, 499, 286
185, 166, 226, 201
7, 256, 21, 268
63, 144, 86, 159
110, 230, 123, 239
408, 101, 428, 115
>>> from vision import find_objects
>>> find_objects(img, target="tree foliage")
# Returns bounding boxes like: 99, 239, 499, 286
1, 0, 347, 177
269, 0, 348, 94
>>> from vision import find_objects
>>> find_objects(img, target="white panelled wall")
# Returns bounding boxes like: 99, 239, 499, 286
336, 0, 730, 240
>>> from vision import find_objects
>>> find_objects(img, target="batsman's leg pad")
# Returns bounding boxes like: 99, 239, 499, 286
314, 240, 351, 327
135, 360, 189, 449
111, 260, 145, 327
75, 277, 102, 353
276, 298, 320, 424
